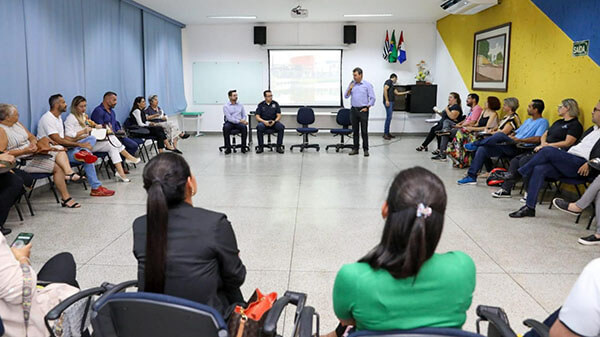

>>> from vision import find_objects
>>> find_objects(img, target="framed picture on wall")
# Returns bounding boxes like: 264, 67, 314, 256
472, 23, 511, 91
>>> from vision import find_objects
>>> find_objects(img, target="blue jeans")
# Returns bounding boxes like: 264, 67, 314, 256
467, 133, 519, 178
518, 147, 587, 209
67, 136, 102, 189
384, 102, 393, 135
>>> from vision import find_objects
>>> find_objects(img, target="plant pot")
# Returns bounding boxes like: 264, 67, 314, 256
416, 81, 427, 85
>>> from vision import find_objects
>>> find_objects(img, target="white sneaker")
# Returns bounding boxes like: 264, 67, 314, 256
520, 193, 528, 203
115, 172, 131, 183
126, 157, 141, 165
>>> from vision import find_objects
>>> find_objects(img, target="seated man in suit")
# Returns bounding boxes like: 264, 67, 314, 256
222, 90, 248, 154
457, 99, 549, 185
255, 90, 284, 154
510, 100, 600, 218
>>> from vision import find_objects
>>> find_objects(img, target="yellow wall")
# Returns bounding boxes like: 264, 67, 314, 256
437, 0, 600, 128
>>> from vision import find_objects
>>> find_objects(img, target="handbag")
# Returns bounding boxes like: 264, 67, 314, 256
90, 128, 107, 141
35, 137, 53, 155
227, 289, 277, 337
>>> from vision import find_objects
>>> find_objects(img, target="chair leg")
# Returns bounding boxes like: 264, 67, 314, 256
14, 203, 24, 221
23, 193, 34, 216
48, 177, 60, 203
28, 179, 38, 199
588, 204, 595, 230
548, 182, 561, 209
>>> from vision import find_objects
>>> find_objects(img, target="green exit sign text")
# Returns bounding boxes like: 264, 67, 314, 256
573, 40, 589, 57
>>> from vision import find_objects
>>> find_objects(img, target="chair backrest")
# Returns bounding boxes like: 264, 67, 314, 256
297, 107, 315, 126
91, 292, 228, 337
0, 315, 4, 336
348, 327, 485, 337
336, 108, 351, 128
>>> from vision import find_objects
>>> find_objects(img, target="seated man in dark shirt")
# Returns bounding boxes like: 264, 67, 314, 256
255, 90, 285, 154
90, 91, 138, 157
492, 99, 583, 198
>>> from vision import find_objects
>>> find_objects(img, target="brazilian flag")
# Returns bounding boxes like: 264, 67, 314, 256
389, 30, 398, 63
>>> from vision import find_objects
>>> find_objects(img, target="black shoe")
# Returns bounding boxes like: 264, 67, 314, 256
364, 151, 370, 157
276, 147, 284, 154
492, 188, 511, 198
431, 154, 447, 162
173, 148, 183, 154
431, 149, 440, 155
552, 198, 581, 216
1, 227, 11, 236
349, 150, 359, 156
383, 134, 392, 140
389, 134, 396, 138
256, 147, 264, 154
416, 146, 428, 152
578, 234, 600, 245
224, 148, 232, 155
180, 133, 190, 139
509, 205, 535, 218
241, 147, 248, 154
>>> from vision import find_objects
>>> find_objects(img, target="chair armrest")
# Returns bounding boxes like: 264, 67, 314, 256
523, 319, 550, 337
44, 286, 108, 336
263, 291, 307, 337
101, 280, 138, 298
476, 305, 518, 337
295, 306, 319, 337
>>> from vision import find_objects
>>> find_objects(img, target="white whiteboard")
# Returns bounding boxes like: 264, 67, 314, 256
192, 61, 264, 105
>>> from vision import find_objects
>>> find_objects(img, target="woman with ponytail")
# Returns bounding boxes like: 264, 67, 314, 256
133, 153, 246, 313
327, 167, 475, 336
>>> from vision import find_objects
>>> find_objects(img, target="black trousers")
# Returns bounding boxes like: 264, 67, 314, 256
37, 252, 79, 288
222, 122, 248, 148
501, 152, 535, 192
147, 126, 167, 149
351, 107, 369, 151
422, 121, 443, 148
0, 172, 25, 228
257, 122, 285, 147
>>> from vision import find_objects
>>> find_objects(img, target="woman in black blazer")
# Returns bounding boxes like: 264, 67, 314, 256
133, 153, 246, 314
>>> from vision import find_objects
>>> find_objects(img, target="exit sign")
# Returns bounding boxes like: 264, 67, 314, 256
573, 40, 590, 57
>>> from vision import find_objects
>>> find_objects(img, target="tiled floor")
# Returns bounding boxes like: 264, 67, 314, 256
4, 134, 597, 335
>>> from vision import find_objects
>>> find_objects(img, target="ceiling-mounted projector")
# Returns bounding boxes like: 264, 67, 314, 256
291, 5, 308, 18
441, 0, 498, 15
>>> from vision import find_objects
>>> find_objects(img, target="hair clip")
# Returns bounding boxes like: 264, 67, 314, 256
416, 203, 432, 219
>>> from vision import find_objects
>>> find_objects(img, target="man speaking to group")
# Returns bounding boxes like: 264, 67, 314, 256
345, 67, 375, 157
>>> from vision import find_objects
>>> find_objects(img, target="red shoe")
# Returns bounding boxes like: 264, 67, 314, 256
90, 186, 115, 197
74, 150, 98, 164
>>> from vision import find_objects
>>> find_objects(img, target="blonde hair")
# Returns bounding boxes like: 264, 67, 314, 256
561, 98, 580, 118
70, 96, 88, 128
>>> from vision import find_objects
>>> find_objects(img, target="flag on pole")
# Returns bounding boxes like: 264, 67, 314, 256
398, 31, 407, 64
389, 30, 398, 63
382, 30, 390, 60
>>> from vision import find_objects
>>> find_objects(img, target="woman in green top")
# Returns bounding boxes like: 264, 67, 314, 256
327, 167, 476, 337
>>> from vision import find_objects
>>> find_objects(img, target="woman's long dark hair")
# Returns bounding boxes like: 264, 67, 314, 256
130, 96, 145, 115
359, 167, 447, 279
142, 153, 191, 293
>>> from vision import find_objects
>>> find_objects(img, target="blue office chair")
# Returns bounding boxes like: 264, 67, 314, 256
347, 305, 520, 337
326, 108, 354, 152
290, 107, 319, 152
255, 128, 280, 152
0, 315, 4, 336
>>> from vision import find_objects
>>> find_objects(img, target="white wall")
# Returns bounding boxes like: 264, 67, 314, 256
433, 30, 470, 112
181, 22, 439, 133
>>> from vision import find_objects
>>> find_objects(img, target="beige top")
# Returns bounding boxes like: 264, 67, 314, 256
0, 234, 78, 337
0, 122, 31, 155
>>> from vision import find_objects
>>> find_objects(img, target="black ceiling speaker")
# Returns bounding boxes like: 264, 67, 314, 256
254, 26, 266, 45
344, 25, 356, 44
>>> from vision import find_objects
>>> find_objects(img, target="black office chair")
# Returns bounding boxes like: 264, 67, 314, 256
255, 128, 280, 152
290, 107, 319, 152
326, 108, 354, 152
0, 315, 4, 336
219, 128, 248, 153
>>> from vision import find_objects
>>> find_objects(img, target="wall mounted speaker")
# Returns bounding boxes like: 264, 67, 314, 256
254, 26, 266, 45
344, 25, 356, 44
